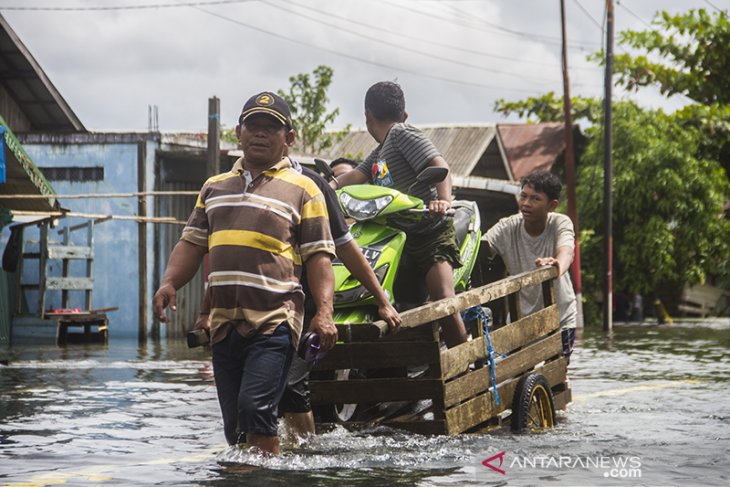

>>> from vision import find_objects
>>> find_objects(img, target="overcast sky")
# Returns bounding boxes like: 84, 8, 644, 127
1, 0, 726, 133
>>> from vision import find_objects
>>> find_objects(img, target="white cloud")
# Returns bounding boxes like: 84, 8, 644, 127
1, 0, 716, 132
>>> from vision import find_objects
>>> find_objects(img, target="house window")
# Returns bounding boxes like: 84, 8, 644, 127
39, 166, 104, 182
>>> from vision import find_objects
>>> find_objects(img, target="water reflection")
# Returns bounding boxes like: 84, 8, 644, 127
0, 320, 728, 486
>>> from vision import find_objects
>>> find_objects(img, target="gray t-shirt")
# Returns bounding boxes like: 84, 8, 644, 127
485, 212, 577, 329
355, 123, 440, 202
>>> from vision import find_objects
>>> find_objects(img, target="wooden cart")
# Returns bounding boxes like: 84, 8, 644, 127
310, 266, 571, 435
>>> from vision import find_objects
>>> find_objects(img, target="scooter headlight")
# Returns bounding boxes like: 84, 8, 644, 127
340, 193, 393, 220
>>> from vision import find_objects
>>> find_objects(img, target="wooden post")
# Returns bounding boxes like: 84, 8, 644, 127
137, 142, 148, 343
151, 157, 161, 340
61, 227, 69, 309
38, 221, 48, 317
85, 221, 93, 309
560, 0, 584, 328
603, 0, 614, 333
207, 97, 221, 178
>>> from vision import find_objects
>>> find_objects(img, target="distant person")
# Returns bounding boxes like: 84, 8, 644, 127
484, 171, 577, 359
153, 91, 337, 455
331, 81, 468, 348
630, 293, 644, 321
614, 290, 631, 322
329, 157, 358, 178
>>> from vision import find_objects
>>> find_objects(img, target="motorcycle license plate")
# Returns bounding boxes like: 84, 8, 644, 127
361, 247, 382, 268
333, 246, 381, 268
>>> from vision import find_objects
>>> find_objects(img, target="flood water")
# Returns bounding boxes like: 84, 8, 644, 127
1, 320, 728, 487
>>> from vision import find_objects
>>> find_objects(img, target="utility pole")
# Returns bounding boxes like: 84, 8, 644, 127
603, 0, 614, 333
560, 0, 584, 328
207, 96, 220, 178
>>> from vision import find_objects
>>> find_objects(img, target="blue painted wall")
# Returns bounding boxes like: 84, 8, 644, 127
20, 140, 158, 338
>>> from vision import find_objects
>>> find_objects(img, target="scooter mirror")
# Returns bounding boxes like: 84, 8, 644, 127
416, 166, 449, 185
314, 158, 335, 181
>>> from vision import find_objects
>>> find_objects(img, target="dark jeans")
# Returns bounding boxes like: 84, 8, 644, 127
278, 308, 314, 415
561, 327, 576, 358
211, 322, 293, 445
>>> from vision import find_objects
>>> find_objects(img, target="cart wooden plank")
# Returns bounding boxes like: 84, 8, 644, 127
311, 377, 443, 405
440, 337, 487, 380
444, 357, 567, 435
313, 341, 441, 370
444, 367, 490, 407
370, 267, 558, 336
491, 305, 560, 354
494, 333, 563, 384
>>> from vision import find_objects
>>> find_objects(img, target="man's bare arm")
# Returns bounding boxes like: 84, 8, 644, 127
153, 240, 206, 322
330, 168, 367, 190
535, 245, 574, 277
336, 240, 401, 329
305, 252, 338, 351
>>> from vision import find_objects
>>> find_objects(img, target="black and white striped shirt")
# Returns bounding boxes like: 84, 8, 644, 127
356, 123, 441, 202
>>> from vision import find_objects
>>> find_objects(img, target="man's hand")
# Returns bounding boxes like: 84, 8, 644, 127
377, 301, 401, 331
308, 310, 338, 352
193, 312, 210, 332
535, 257, 560, 269
153, 283, 177, 322
428, 199, 451, 215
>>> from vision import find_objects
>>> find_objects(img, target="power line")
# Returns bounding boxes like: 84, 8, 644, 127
617, 0, 651, 28
382, 0, 600, 50
572, 0, 630, 55
704, 0, 726, 14
570, 0, 604, 31
441, 1, 600, 48
0, 0, 252, 11
278, 0, 600, 72
263, 0, 558, 84
191, 5, 549, 94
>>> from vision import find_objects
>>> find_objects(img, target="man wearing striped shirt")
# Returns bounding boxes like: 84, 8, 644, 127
332, 81, 469, 349
153, 92, 336, 455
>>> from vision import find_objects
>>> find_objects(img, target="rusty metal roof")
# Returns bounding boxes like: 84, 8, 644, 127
0, 14, 84, 133
497, 123, 566, 180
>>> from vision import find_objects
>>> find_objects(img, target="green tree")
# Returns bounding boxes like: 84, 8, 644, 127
609, 8, 730, 175
613, 9, 730, 105
221, 65, 350, 153
494, 8, 730, 319
277, 65, 351, 154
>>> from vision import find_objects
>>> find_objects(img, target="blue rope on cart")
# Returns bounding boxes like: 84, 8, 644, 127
461, 305, 503, 406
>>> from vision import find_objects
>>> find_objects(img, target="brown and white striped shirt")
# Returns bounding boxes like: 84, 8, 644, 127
180, 157, 335, 347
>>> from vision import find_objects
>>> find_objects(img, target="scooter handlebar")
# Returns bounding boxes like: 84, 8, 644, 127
407, 208, 456, 217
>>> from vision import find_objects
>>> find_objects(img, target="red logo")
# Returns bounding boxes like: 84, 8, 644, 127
482, 451, 507, 475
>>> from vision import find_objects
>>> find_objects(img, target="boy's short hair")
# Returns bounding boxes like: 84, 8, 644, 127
365, 81, 406, 122
521, 171, 562, 201
329, 157, 358, 170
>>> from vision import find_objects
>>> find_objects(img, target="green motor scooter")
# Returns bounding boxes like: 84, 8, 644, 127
313, 159, 483, 421
315, 159, 482, 324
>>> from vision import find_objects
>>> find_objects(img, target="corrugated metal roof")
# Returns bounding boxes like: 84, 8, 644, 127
0, 115, 57, 212
497, 123, 566, 180
302, 124, 498, 178
0, 14, 84, 133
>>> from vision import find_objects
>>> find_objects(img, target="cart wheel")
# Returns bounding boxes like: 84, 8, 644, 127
313, 369, 363, 422
332, 369, 359, 421
511, 373, 555, 432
